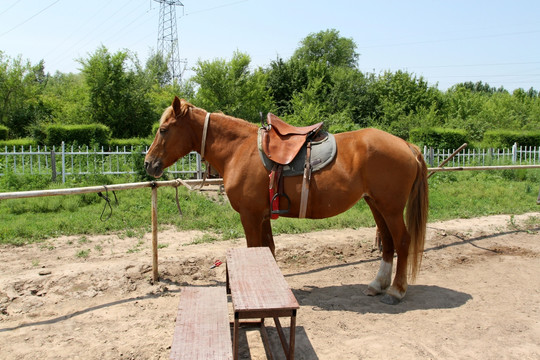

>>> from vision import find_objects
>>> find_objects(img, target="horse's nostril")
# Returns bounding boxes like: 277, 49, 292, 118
144, 161, 149, 170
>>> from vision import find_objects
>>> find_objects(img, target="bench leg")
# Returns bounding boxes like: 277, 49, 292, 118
289, 310, 297, 360
273, 310, 297, 360
233, 312, 239, 360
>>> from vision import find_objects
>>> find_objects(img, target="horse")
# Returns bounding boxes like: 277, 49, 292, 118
144, 97, 429, 304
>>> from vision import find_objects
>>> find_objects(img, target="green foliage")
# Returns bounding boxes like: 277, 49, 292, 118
42, 124, 111, 146
191, 51, 272, 123
483, 130, 540, 148
109, 137, 153, 148
79, 46, 155, 138
1, 170, 539, 246
2, 28, 540, 148
410, 127, 468, 149
292, 29, 359, 68
266, 57, 308, 114
0, 53, 49, 138
0, 125, 8, 140
0, 137, 37, 147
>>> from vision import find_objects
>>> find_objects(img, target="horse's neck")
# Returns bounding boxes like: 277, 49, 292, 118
190, 108, 256, 175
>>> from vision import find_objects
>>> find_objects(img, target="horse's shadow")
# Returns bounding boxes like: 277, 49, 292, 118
293, 284, 472, 314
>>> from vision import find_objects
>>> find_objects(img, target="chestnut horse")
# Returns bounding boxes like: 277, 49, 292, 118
145, 97, 428, 304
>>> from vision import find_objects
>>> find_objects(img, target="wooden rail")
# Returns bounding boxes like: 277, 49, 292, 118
0, 164, 539, 282
0, 178, 224, 282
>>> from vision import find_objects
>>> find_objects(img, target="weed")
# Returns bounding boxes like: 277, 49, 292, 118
186, 233, 219, 245
78, 236, 90, 245
76, 249, 90, 258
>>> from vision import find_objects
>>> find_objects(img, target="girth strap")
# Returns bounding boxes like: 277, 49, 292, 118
299, 142, 312, 218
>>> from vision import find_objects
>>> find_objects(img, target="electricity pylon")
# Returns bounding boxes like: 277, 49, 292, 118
154, 0, 186, 83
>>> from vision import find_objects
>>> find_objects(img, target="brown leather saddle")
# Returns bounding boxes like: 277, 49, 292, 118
260, 113, 324, 165
260, 113, 325, 219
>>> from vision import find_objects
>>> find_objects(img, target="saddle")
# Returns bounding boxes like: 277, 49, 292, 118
261, 113, 324, 165
259, 114, 326, 220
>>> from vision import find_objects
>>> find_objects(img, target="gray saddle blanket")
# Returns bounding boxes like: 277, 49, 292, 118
257, 129, 337, 176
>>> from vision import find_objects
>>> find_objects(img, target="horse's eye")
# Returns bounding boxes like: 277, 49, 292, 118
159, 128, 167, 134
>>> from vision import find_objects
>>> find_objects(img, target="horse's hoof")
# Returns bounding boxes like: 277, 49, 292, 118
364, 286, 380, 297
380, 294, 400, 305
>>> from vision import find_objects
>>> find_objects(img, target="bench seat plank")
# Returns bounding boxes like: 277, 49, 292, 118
170, 286, 232, 360
227, 247, 299, 313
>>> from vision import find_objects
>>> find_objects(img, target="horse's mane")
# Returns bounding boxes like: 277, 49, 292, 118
160, 98, 257, 130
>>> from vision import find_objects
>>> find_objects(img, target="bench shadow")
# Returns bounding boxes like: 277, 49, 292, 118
293, 284, 472, 315
237, 325, 318, 360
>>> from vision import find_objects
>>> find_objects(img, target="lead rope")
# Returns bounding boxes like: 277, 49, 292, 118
97, 185, 118, 221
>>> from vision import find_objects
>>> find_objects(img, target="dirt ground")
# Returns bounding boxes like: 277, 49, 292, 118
0, 212, 539, 359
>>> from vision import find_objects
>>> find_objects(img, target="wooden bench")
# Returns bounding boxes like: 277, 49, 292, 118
170, 286, 232, 360
226, 247, 300, 360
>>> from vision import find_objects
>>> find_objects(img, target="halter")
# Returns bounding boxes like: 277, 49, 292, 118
201, 112, 210, 160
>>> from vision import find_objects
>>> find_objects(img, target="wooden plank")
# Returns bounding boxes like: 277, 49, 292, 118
227, 247, 299, 313
170, 287, 232, 360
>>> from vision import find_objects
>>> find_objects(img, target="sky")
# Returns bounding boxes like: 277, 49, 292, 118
1, 0, 540, 91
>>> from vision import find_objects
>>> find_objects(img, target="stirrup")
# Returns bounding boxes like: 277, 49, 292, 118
271, 192, 291, 215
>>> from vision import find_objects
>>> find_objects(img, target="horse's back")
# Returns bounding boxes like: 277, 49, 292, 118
331, 128, 421, 209
335, 128, 418, 168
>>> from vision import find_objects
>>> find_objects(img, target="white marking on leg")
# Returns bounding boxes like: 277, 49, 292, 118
368, 259, 392, 293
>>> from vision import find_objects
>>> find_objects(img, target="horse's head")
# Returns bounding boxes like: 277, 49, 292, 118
144, 96, 196, 178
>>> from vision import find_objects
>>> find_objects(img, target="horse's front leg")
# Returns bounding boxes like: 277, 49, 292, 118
239, 211, 275, 255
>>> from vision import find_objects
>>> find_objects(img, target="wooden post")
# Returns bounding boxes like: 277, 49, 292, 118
427, 143, 468, 179
151, 183, 159, 282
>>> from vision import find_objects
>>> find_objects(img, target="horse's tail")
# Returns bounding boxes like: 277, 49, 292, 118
406, 144, 429, 283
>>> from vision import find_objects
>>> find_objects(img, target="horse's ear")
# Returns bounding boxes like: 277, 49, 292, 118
172, 96, 182, 117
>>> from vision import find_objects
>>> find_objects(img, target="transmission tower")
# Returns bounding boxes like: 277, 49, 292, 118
154, 0, 186, 83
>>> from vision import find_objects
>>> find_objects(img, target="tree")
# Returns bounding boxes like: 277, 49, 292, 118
191, 51, 272, 122
292, 29, 359, 69
79, 46, 155, 138
145, 51, 171, 87
265, 57, 308, 114
0, 52, 49, 138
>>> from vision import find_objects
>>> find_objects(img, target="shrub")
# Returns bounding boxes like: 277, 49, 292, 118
482, 130, 540, 148
43, 124, 111, 146
109, 138, 153, 148
0, 138, 37, 148
0, 125, 8, 140
410, 127, 468, 149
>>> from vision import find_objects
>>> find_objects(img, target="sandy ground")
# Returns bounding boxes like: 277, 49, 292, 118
0, 212, 539, 360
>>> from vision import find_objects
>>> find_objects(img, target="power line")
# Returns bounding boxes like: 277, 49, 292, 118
358, 29, 540, 49
0, 0, 23, 17
0, 0, 61, 38
184, 0, 249, 16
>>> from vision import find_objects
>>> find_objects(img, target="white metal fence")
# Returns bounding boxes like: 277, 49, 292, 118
424, 143, 539, 167
0, 142, 204, 182
1, 142, 539, 182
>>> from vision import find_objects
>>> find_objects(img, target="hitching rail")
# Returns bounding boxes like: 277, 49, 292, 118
0, 178, 224, 282
0, 164, 539, 283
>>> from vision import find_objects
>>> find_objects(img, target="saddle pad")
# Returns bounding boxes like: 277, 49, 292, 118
258, 129, 337, 176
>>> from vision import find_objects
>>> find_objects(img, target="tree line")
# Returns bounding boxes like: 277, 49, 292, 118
1, 29, 539, 146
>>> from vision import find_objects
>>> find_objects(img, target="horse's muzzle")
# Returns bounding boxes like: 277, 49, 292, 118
144, 159, 163, 178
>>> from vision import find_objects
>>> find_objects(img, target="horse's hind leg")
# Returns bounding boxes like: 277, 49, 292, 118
381, 214, 411, 305
364, 199, 394, 297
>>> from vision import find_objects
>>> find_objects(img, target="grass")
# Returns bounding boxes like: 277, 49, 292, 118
0, 170, 539, 246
